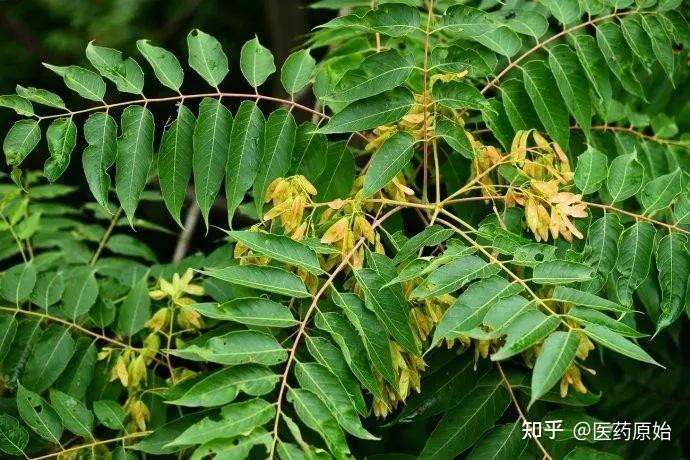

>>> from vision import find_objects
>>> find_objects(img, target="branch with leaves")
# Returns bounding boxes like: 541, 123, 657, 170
1, 1, 690, 459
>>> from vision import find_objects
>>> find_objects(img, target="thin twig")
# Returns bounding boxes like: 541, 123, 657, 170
496, 362, 553, 460
420, 0, 434, 202
0, 306, 139, 351
89, 208, 123, 266
29, 433, 150, 460
581, 125, 690, 147
585, 201, 690, 236
480, 10, 640, 95
172, 202, 201, 262
268, 206, 402, 459
35, 91, 368, 143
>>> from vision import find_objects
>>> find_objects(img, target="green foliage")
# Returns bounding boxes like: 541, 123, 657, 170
1, 1, 690, 459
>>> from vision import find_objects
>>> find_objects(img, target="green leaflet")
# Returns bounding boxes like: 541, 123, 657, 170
228, 230, 323, 275
596, 22, 645, 98
398, 355, 490, 423
3, 119, 41, 167
193, 98, 232, 226
583, 324, 661, 366
318, 87, 414, 134
0, 414, 29, 456
640, 15, 675, 80
167, 398, 274, 447
412, 255, 499, 299
82, 112, 117, 209
240, 37, 276, 89
548, 44, 592, 137
581, 213, 622, 293
479, 26, 523, 57
430, 45, 495, 76
564, 447, 622, 460
281, 49, 316, 96
117, 275, 151, 338
530, 331, 579, 407
483, 98, 514, 150
314, 311, 383, 400
21, 324, 75, 393
570, 34, 612, 111
189, 298, 297, 328
106, 234, 157, 262
49, 389, 93, 438
131, 412, 208, 455
4, 319, 42, 388
1, 262, 36, 303
17, 385, 63, 443
521, 60, 570, 148
320, 3, 420, 37
566, 306, 645, 338
362, 131, 415, 198
254, 109, 297, 216
392, 225, 454, 264
173, 330, 287, 366
621, 16, 656, 68
574, 146, 608, 194
532, 260, 594, 284
355, 268, 419, 355
159, 104, 195, 225
93, 400, 126, 430
277, 442, 312, 460
191, 427, 271, 459
313, 141, 355, 202
305, 336, 368, 416
483, 296, 535, 335
662, 9, 690, 46
295, 362, 378, 440
435, 119, 474, 158
420, 382, 510, 460
61, 266, 99, 321
433, 276, 523, 346
115, 105, 155, 224
43, 64, 106, 102
86, 42, 144, 94
0, 315, 18, 363
615, 222, 656, 307
165, 364, 278, 407
541, 0, 581, 24
508, 10, 549, 38
136, 40, 184, 92
44, 117, 77, 182
187, 29, 228, 88
199, 265, 311, 298
331, 291, 397, 387
226, 101, 265, 226
467, 423, 527, 460
655, 233, 690, 331
16, 85, 65, 109
490, 310, 560, 361
288, 388, 350, 460
54, 338, 97, 399
606, 153, 645, 203
329, 49, 414, 103
500, 78, 542, 132
0, 95, 33, 116
641, 168, 683, 213
432, 81, 488, 110
552, 286, 628, 313
290, 122, 327, 182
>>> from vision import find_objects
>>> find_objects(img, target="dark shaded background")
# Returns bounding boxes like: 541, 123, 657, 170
0, 0, 334, 258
